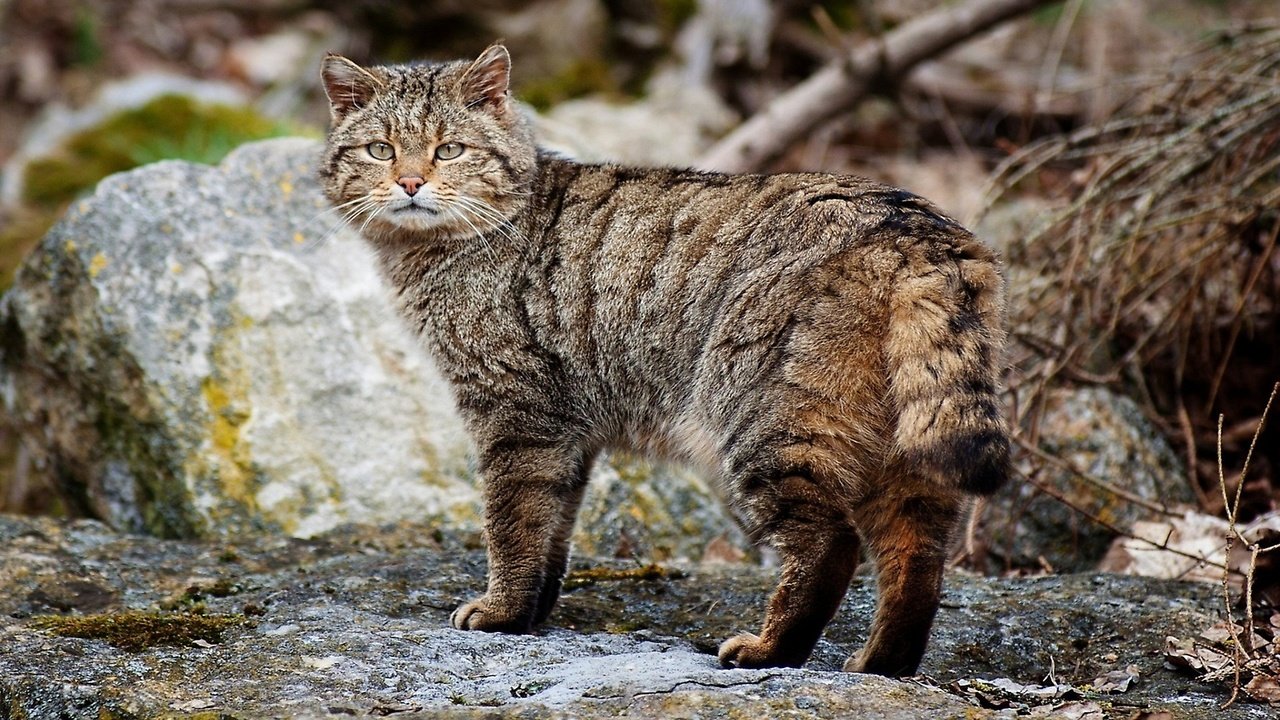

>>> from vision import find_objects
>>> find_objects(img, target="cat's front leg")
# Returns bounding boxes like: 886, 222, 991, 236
451, 439, 588, 634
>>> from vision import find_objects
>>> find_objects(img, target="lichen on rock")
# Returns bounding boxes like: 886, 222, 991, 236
2, 139, 480, 538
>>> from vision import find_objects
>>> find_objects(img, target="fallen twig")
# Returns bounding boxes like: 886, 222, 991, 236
698, 0, 1062, 172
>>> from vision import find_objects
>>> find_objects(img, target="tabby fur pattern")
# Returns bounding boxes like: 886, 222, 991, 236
319, 45, 1009, 676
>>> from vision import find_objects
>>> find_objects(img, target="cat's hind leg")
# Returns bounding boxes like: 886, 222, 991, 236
451, 441, 588, 633
844, 489, 963, 676
718, 473, 861, 669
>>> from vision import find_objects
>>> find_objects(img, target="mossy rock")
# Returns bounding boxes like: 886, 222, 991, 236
21, 94, 306, 209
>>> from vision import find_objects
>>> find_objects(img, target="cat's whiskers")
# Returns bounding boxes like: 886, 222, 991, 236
452, 207, 520, 251
490, 187, 534, 198
441, 204, 501, 268
451, 195, 524, 246
350, 191, 392, 239
301, 193, 381, 252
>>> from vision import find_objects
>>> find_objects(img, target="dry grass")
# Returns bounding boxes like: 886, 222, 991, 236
979, 22, 1280, 518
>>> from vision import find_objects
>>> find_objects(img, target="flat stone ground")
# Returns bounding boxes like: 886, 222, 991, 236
0, 514, 1268, 719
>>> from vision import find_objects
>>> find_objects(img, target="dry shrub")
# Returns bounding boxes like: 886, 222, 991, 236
1163, 384, 1279, 706
980, 26, 1280, 702
980, 23, 1280, 519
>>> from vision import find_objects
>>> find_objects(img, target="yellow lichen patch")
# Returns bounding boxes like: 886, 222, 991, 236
64, 239, 77, 253
198, 353, 258, 520
200, 373, 255, 512
292, 232, 305, 245
562, 564, 685, 591
88, 252, 108, 278
279, 177, 294, 197
31, 611, 244, 652
171, 263, 184, 274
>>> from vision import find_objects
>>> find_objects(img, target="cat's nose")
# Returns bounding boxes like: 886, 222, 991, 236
397, 176, 426, 196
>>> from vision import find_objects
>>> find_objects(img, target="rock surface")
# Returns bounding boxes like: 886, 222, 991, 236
0, 138, 743, 559
534, 72, 737, 167
0, 513, 1264, 720
984, 386, 1192, 572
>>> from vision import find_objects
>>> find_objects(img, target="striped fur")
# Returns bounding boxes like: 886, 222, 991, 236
319, 46, 1009, 676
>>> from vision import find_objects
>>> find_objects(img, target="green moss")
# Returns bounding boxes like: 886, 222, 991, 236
87, 381, 198, 538
22, 94, 307, 209
1032, 2, 1074, 26
563, 563, 685, 591
31, 610, 244, 651
517, 58, 616, 111
815, 1, 864, 31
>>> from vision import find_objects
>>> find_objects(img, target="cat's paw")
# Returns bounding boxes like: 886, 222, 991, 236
841, 651, 866, 673
718, 633, 772, 668
718, 633, 808, 668
449, 595, 531, 633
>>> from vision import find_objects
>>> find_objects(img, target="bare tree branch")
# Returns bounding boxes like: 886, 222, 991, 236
698, 0, 1063, 173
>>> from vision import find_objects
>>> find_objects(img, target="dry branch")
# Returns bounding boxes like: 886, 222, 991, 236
1215, 382, 1278, 707
698, 0, 1062, 172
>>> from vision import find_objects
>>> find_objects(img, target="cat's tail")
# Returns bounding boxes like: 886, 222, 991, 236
884, 231, 1010, 496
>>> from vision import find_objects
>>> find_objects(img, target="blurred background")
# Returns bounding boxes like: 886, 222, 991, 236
0, 0, 1278, 580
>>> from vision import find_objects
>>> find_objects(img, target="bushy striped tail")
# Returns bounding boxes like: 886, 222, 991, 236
884, 229, 1010, 496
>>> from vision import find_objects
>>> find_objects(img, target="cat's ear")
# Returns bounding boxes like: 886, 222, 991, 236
321, 54, 383, 117
461, 44, 512, 116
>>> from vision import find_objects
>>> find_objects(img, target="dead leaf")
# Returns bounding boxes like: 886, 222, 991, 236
1244, 674, 1280, 703
1164, 636, 1232, 673
700, 535, 747, 564
1031, 701, 1104, 719
1091, 665, 1140, 693
989, 677, 1076, 699
1199, 622, 1242, 645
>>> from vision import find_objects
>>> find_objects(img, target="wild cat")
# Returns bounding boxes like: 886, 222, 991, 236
319, 45, 1009, 676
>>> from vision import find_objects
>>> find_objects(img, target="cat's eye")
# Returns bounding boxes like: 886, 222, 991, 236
435, 142, 465, 161
367, 142, 395, 161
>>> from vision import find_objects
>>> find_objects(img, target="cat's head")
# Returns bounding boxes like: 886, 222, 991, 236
319, 45, 537, 240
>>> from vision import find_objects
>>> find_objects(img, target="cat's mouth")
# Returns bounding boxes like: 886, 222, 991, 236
393, 203, 441, 216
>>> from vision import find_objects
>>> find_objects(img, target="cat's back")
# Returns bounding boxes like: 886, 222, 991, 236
531, 157, 974, 264
525, 156, 982, 330
518, 157, 996, 438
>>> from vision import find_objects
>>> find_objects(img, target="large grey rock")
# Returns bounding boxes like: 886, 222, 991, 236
0, 138, 744, 560
0, 513, 1262, 720
983, 386, 1193, 572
